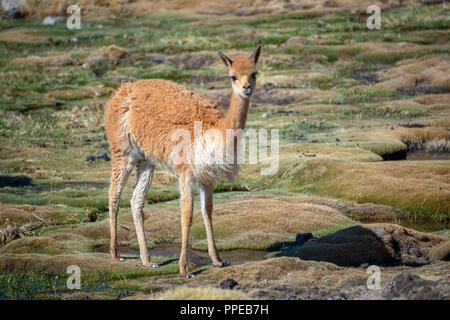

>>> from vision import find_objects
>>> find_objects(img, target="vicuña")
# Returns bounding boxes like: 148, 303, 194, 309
105, 46, 262, 278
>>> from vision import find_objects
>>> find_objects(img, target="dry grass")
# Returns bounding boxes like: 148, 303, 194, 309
398, 127, 450, 150
190, 196, 356, 249
0, 252, 144, 274
429, 240, 450, 261
280, 158, 450, 218
149, 286, 250, 300
17, 0, 420, 19
9, 55, 74, 68
196, 256, 370, 299
83, 45, 129, 66
0, 236, 66, 255
374, 56, 450, 90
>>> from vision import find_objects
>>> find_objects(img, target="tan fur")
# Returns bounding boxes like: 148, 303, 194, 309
105, 46, 261, 277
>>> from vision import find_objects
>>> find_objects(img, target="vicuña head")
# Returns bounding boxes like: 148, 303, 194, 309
105, 46, 262, 278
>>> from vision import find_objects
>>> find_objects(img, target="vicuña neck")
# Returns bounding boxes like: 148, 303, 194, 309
223, 91, 249, 130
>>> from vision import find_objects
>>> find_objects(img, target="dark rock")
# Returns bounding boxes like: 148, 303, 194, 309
295, 233, 313, 245
86, 153, 110, 162
97, 153, 111, 161
382, 271, 447, 300
220, 278, 238, 290
287, 226, 392, 267
399, 123, 427, 128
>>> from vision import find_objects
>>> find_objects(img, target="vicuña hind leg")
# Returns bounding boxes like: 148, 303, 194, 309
131, 161, 158, 268
199, 182, 229, 268
109, 154, 134, 260
179, 171, 194, 278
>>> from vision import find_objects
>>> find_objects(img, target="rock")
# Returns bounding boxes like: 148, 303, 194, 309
97, 153, 111, 161
276, 223, 447, 267
295, 232, 313, 245
1, 0, 23, 18
42, 16, 64, 25
261, 113, 270, 119
220, 278, 238, 290
290, 225, 392, 266
85, 153, 111, 162
429, 241, 450, 261
382, 271, 447, 300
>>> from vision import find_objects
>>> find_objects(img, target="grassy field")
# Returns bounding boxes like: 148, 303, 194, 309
0, 1, 449, 299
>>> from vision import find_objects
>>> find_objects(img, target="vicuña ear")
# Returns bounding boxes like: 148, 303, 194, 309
217, 51, 233, 68
250, 45, 262, 65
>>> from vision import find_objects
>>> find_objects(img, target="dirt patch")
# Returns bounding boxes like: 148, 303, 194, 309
177, 55, 216, 69
0, 29, 49, 43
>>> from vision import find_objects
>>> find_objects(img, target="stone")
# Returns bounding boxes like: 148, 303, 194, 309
1, 0, 23, 18
220, 278, 238, 290
382, 271, 447, 300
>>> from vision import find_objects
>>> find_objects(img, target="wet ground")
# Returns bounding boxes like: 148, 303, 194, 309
120, 244, 269, 268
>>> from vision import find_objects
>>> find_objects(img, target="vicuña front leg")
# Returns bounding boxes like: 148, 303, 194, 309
199, 182, 228, 267
109, 154, 134, 261
131, 161, 158, 268
179, 172, 194, 278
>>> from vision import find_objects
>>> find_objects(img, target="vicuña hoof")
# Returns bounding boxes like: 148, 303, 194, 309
183, 273, 195, 279
144, 263, 159, 269
213, 260, 230, 268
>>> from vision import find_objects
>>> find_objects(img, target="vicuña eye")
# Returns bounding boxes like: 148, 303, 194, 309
230, 76, 237, 81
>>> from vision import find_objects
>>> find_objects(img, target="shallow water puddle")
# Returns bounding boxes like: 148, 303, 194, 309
120, 244, 268, 267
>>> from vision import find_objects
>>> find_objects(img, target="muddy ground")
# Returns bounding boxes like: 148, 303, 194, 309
0, 1, 449, 299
